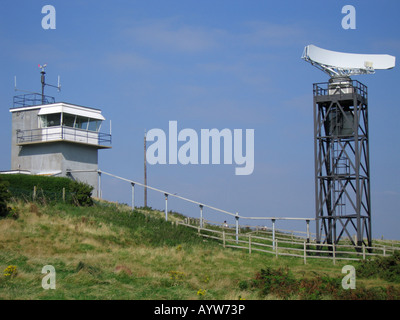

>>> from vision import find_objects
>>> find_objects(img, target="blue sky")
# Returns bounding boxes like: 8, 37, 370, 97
0, 0, 399, 240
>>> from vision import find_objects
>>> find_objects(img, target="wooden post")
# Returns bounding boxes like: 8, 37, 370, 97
62, 187, 65, 202
249, 234, 252, 254
223, 231, 226, 248
332, 242, 336, 265
275, 239, 278, 258
33, 186, 37, 201
303, 241, 307, 265
362, 244, 366, 260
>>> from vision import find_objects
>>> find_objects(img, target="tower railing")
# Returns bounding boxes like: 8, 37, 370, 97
313, 79, 368, 100
16, 126, 111, 146
13, 93, 56, 108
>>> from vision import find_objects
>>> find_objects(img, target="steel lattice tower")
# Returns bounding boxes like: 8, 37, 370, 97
313, 77, 371, 247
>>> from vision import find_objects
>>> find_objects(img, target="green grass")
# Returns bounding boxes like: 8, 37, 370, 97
0, 200, 399, 300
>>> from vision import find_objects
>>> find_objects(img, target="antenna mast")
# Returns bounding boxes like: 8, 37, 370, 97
38, 63, 61, 104
39, 64, 47, 104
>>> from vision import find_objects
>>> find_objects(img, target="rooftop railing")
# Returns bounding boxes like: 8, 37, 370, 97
313, 79, 368, 100
13, 93, 56, 108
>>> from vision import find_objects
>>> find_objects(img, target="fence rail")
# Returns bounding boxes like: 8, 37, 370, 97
179, 222, 400, 265
67, 169, 400, 263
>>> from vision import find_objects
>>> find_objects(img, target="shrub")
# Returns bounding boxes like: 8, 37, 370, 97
1, 174, 72, 201
0, 174, 94, 206
249, 265, 400, 300
0, 178, 11, 218
197, 289, 206, 296
253, 267, 298, 299
3, 265, 18, 278
357, 251, 400, 283
70, 181, 93, 206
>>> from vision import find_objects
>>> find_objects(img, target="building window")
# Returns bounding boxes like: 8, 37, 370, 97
40, 113, 61, 127
40, 112, 101, 132
74, 116, 90, 130
62, 113, 75, 127
88, 119, 101, 132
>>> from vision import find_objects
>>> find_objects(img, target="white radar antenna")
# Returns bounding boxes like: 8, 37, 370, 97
302, 44, 395, 77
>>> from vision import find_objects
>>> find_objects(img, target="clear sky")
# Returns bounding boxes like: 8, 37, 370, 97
0, 0, 399, 240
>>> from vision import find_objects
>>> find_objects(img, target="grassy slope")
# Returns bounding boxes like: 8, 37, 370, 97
0, 200, 398, 300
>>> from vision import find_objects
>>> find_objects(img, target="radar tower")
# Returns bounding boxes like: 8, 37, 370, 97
302, 45, 395, 248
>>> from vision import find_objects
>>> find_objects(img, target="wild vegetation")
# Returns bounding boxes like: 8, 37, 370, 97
0, 175, 400, 300
0, 174, 93, 206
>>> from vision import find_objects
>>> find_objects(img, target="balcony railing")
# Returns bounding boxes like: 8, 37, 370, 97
16, 126, 112, 147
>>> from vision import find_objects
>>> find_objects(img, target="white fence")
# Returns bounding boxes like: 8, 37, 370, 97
179, 222, 400, 264
91, 169, 315, 240
69, 169, 400, 263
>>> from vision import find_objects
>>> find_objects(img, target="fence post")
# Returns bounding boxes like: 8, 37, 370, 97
235, 212, 239, 244
275, 238, 278, 258
223, 231, 226, 248
249, 234, 252, 254
164, 193, 168, 221
303, 241, 307, 265
97, 171, 102, 199
332, 242, 336, 265
306, 220, 310, 243
272, 219, 276, 250
131, 183, 135, 212
33, 186, 37, 201
62, 187, 66, 202
362, 244, 366, 260
199, 205, 203, 228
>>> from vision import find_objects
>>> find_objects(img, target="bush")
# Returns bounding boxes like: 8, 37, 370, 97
0, 178, 11, 218
3, 265, 18, 278
70, 181, 93, 206
1, 174, 72, 199
249, 265, 400, 300
357, 251, 400, 283
0, 174, 94, 206
253, 267, 298, 299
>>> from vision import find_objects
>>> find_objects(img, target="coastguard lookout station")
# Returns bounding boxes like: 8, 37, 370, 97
8, 65, 111, 196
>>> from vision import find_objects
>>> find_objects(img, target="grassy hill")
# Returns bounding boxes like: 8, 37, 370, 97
1, 199, 400, 300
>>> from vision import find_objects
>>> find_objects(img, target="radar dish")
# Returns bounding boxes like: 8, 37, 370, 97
302, 44, 395, 77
